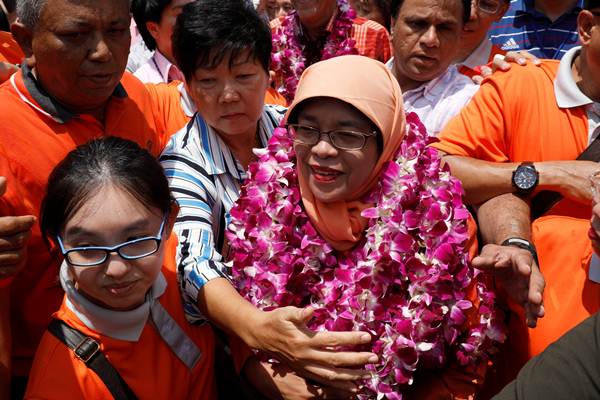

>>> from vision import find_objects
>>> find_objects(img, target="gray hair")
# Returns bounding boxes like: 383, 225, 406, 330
16, 0, 131, 29
16, 0, 47, 29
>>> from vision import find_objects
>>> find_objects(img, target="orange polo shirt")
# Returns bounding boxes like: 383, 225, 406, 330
0, 31, 23, 64
25, 236, 216, 400
0, 66, 185, 377
433, 60, 596, 389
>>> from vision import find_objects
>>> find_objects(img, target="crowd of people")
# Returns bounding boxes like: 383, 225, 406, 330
0, 0, 598, 398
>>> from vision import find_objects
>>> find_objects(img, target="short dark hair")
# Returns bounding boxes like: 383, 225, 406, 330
172, 0, 272, 81
131, 0, 172, 51
4, 0, 16, 13
391, 0, 471, 25
585, 0, 600, 10
40, 137, 173, 245
374, 0, 392, 31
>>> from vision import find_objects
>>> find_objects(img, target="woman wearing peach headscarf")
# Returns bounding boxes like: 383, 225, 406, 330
229, 55, 503, 398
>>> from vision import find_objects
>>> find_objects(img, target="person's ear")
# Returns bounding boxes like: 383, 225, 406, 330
578, 10, 595, 46
495, 2, 510, 22
11, 21, 33, 58
146, 21, 161, 42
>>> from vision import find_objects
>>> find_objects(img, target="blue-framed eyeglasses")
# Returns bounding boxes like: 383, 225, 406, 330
56, 216, 168, 267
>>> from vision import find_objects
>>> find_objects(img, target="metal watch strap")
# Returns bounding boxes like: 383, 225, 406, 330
47, 319, 138, 400
501, 237, 540, 267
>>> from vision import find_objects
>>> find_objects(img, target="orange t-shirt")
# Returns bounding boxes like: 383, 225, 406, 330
0, 68, 184, 376
25, 236, 216, 400
0, 31, 24, 64
433, 61, 597, 388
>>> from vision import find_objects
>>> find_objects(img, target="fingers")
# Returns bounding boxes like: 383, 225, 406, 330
300, 347, 377, 368
0, 215, 36, 237
0, 177, 5, 197
479, 65, 492, 79
0, 230, 32, 251
492, 53, 511, 72
302, 363, 369, 385
309, 330, 372, 349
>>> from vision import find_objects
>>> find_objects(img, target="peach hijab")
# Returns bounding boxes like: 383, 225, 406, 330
287, 55, 406, 251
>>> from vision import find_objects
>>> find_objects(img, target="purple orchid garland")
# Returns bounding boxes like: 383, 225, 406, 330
227, 113, 505, 398
271, 0, 359, 103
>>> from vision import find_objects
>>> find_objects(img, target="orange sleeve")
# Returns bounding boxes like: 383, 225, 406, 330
433, 75, 510, 163
0, 32, 24, 65
144, 82, 191, 152
264, 87, 288, 107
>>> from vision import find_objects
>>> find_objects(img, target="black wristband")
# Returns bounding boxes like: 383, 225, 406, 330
501, 237, 540, 267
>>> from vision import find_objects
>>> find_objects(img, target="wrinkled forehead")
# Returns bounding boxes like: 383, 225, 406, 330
396, 0, 463, 23
38, 0, 130, 30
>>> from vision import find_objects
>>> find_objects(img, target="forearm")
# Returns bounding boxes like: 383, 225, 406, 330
0, 287, 11, 400
197, 278, 263, 347
442, 155, 518, 205
477, 193, 531, 245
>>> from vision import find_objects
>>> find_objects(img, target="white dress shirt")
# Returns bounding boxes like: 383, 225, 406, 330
134, 50, 185, 84
387, 58, 479, 137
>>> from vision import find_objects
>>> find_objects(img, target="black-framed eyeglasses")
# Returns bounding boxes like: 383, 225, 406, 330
477, 0, 502, 14
288, 124, 377, 151
56, 215, 168, 267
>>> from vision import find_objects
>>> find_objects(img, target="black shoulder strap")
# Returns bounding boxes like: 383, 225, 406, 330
531, 135, 600, 220
47, 319, 138, 400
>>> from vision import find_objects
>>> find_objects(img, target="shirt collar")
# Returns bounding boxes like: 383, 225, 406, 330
554, 46, 592, 109
193, 108, 275, 177
461, 38, 493, 70
20, 63, 128, 124
178, 82, 196, 118
152, 50, 182, 82
60, 261, 167, 342
387, 57, 462, 101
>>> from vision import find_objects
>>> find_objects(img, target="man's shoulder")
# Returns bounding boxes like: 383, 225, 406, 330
482, 61, 559, 92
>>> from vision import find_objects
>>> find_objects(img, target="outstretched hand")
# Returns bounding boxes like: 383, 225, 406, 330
472, 244, 545, 328
249, 306, 377, 388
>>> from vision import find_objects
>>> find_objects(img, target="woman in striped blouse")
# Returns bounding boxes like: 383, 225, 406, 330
160, 0, 375, 397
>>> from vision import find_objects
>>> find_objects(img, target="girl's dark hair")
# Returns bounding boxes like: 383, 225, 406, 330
40, 137, 172, 244
172, 0, 272, 81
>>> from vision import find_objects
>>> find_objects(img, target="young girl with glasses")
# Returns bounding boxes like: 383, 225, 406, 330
24, 137, 216, 399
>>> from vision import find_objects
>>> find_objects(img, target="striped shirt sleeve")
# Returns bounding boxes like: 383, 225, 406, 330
160, 105, 285, 323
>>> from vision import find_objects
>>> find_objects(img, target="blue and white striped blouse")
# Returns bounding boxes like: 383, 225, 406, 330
160, 105, 286, 323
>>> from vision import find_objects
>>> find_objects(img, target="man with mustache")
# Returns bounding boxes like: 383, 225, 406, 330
388, 0, 476, 137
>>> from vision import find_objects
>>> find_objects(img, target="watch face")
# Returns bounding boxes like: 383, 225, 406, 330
514, 167, 538, 190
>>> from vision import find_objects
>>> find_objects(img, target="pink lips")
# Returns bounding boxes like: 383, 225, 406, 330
310, 165, 342, 183
104, 280, 138, 296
